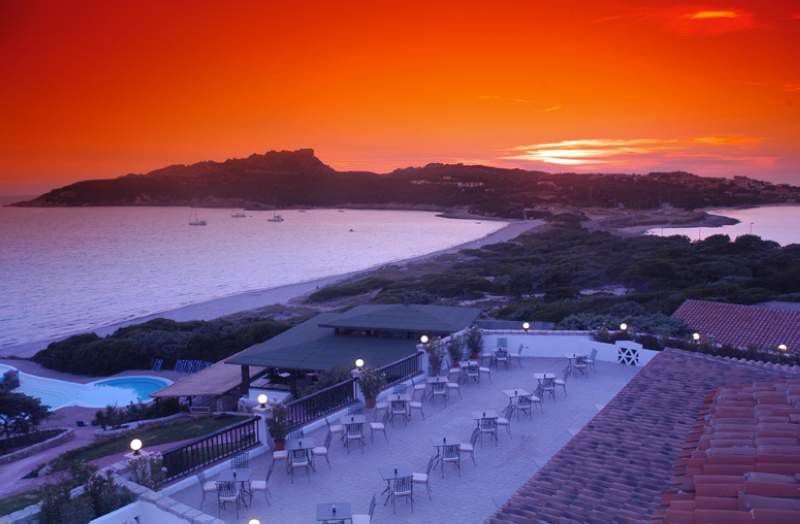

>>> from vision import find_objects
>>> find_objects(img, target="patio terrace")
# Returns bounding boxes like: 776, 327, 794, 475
170, 357, 639, 523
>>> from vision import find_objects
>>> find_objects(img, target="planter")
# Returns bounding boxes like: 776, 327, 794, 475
365, 398, 376, 409
470, 352, 480, 360
274, 439, 286, 451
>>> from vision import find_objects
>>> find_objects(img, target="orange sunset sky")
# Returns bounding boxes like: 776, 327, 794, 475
1, 0, 799, 194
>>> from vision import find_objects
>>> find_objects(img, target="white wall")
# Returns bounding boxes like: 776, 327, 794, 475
89, 501, 188, 524
480, 329, 659, 367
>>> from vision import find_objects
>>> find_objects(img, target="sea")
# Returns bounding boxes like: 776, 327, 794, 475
0, 204, 504, 350
647, 205, 800, 246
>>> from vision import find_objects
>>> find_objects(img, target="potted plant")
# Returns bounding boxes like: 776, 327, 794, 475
427, 342, 444, 376
267, 404, 288, 450
466, 327, 483, 359
358, 367, 386, 409
447, 338, 463, 367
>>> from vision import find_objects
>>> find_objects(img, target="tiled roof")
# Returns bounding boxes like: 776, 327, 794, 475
652, 381, 800, 524
489, 349, 800, 523
672, 299, 800, 352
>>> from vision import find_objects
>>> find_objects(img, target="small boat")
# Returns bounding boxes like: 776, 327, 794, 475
267, 213, 285, 223
189, 208, 207, 226
337, 209, 345, 213
348, 228, 355, 232
231, 211, 247, 218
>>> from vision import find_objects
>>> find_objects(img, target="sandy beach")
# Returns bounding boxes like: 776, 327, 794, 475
3, 219, 542, 359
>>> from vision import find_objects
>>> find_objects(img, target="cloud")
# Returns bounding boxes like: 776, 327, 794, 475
688, 10, 738, 20
501, 136, 769, 174
785, 83, 800, 93
477, 96, 562, 112
592, 6, 754, 33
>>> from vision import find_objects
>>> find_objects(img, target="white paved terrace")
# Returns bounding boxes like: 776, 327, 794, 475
171, 358, 639, 523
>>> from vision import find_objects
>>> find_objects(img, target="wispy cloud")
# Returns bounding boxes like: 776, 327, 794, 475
785, 83, 800, 93
477, 96, 562, 112
688, 10, 738, 20
501, 136, 769, 174
592, 6, 754, 33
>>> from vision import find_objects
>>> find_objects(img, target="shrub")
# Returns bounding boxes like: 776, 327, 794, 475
267, 404, 288, 443
0, 391, 50, 438
447, 338, 463, 364
426, 342, 444, 376
128, 453, 165, 489
297, 368, 352, 397
358, 367, 386, 404
466, 327, 483, 357
93, 399, 183, 429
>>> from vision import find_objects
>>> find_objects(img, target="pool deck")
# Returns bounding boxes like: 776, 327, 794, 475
171, 357, 639, 523
0, 357, 184, 385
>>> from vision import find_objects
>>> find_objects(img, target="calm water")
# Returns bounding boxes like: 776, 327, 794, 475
647, 205, 800, 246
0, 207, 504, 349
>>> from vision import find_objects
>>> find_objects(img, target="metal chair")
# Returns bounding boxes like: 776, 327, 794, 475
390, 476, 414, 514
509, 344, 526, 367
479, 416, 499, 446
197, 471, 216, 509
389, 399, 409, 425
269, 439, 288, 469
431, 381, 448, 404
409, 394, 425, 419
588, 348, 598, 371
541, 376, 557, 400
495, 349, 510, 368
440, 443, 461, 478
517, 394, 535, 417
574, 355, 589, 375
248, 462, 273, 505
289, 449, 312, 483
231, 451, 249, 470
460, 427, 479, 465
345, 422, 366, 453
352, 494, 377, 524
312, 431, 333, 468
215, 481, 240, 519
496, 405, 513, 436
466, 362, 480, 383
411, 378, 427, 400
555, 365, 570, 396
446, 380, 462, 399
369, 410, 389, 442
479, 364, 492, 382
326, 416, 345, 442
413, 456, 436, 500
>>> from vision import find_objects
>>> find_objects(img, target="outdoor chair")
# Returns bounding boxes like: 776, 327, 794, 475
326, 416, 345, 441
466, 362, 480, 383
497, 337, 508, 350
532, 385, 545, 412
541, 377, 557, 401
369, 410, 389, 443
390, 399, 409, 425
409, 395, 425, 419
390, 476, 414, 514
479, 416, 499, 446
312, 431, 333, 468
345, 422, 366, 453
460, 427, 479, 465
588, 348, 598, 371
446, 380, 462, 399
440, 443, 462, 478
495, 349, 510, 368
497, 405, 513, 436
352, 494, 377, 524
517, 394, 535, 417
270, 440, 288, 469
510, 344, 526, 367
447, 366, 462, 384
431, 382, 448, 404
197, 471, 216, 509
411, 378, 427, 400
215, 481, 241, 520
374, 400, 389, 419
289, 449, 312, 483
413, 456, 436, 500
574, 355, 588, 375
248, 462, 273, 505
232, 451, 249, 469
555, 365, 569, 396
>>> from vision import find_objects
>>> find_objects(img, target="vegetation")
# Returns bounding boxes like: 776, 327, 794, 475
0, 429, 64, 456
34, 316, 295, 376
0, 391, 50, 439
358, 368, 386, 405
297, 367, 352, 397
447, 338, 463, 364
128, 453, 166, 489
93, 398, 183, 430
426, 342, 444, 376
267, 405, 288, 443
309, 226, 800, 343
39, 470, 133, 524
466, 327, 483, 358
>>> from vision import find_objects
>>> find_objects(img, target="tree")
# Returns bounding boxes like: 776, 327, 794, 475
0, 391, 50, 437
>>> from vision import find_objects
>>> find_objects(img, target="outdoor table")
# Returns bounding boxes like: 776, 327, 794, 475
564, 353, 588, 373
340, 414, 367, 426
316, 502, 352, 523
471, 410, 498, 426
431, 435, 462, 455
217, 469, 252, 506
503, 388, 531, 399
388, 394, 411, 421
427, 377, 448, 400
533, 372, 556, 385
379, 464, 413, 504
286, 437, 316, 471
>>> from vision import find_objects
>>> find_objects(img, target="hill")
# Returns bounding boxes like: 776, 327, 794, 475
13, 149, 800, 218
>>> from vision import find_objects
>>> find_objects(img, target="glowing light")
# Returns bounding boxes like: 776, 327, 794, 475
257, 393, 268, 407
778, 344, 788, 352
130, 438, 143, 453
690, 10, 738, 20
522, 322, 530, 332
619, 323, 628, 331
420, 335, 429, 344
692, 332, 700, 341
248, 519, 261, 524
355, 358, 365, 368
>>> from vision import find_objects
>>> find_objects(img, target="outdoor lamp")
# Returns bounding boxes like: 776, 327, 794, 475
619, 323, 628, 331
692, 333, 700, 342
130, 438, 143, 455
355, 358, 365, 369
522, 322, 531, 332
778, 344, 788, 352
257, 393, 268, 408
248, 519, 261, 524
420, 335, 429, 344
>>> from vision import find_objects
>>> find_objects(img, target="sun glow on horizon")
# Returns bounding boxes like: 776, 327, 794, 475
689, 10, 739, 20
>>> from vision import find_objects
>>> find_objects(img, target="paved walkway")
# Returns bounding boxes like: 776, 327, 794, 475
172, 357, 639, 523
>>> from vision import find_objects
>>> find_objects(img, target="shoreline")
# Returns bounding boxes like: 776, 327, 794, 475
2, 218, 543, 359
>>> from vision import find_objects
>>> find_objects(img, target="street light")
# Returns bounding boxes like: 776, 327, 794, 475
420, 335, 429, 344
692, 332, 700, 342
355, 358, 365, 369
257, 393, 268, 408
619, 323, 628, 332
130, 438, 143, 456
522, 322, 530, 332
778, 344, 788, 352
248, 519, 261, 524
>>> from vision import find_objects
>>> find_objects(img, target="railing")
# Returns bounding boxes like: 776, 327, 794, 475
380, 351, 424, 387
285, 379, 356, 431
160, 417, 259, 484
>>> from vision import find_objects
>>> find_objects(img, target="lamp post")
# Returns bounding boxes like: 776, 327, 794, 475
129, 438, 143, 456
420, 334, 429, 345
248, 519, 261, 524
778, 344, 788, 353
619, 323, 628, 332
522, 322, 530, 333
257, 393, 268, 409
692, 332, 701, 343
355, 358, 365, 370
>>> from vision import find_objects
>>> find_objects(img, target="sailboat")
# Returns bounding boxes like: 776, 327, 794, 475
267, 211, 285, 223
231, 210, 247, 218
188, 208, 207, 226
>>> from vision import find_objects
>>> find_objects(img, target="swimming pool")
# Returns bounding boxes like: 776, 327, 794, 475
0, 364, 172, 410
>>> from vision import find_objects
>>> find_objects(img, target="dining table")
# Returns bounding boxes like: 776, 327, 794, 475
217, 469, 253, 506
533, 372, 556, 385
471, 409, 498, 427
378, 464, 413, 504
502, 388, 531, 406
316, 502, 352, 523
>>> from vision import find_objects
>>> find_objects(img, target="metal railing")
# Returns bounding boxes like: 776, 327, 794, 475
285, 378, 356, 431
160, 417, 259, 484
380, 351, 424, 387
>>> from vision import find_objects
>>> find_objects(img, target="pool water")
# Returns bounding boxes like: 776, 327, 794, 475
0, 364, 171, 410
